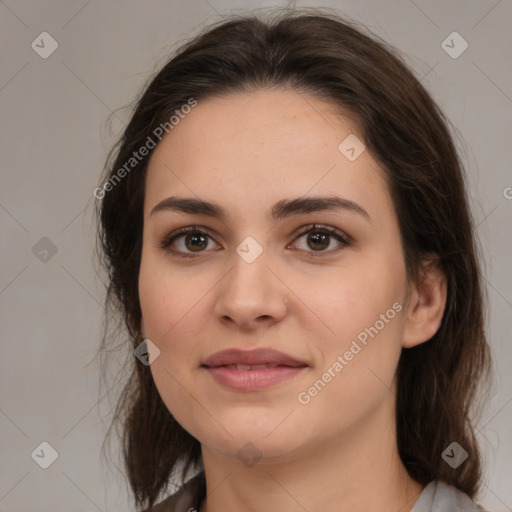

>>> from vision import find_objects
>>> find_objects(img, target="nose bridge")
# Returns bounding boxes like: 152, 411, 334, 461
229, 243, 269, 296
214, 237, 287, 327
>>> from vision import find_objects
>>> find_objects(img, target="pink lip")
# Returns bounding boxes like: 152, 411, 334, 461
202, 348, 309, 391
203, 348, 307, 367
205, 365, 308, 391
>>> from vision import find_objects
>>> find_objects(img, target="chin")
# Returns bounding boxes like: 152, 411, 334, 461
196, 416, 313, 465
203, 434, 303, 466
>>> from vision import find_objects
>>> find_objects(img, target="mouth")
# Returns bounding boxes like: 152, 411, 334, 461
203, 365, 308, 391
202, 363, 307, 371
202, 347, 308, 369
201, 348, 309, 391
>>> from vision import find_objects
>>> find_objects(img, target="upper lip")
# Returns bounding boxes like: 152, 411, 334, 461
203, 348, 308, 368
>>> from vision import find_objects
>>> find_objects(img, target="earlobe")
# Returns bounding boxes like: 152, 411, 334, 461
402, 257, 447, 349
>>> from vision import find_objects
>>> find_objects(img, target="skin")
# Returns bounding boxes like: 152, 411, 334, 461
138, 88, 447, 512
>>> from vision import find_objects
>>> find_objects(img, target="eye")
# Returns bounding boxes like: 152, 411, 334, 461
159, 223, 351, 259
289, 224, 350, 258
158, 225, 220, 258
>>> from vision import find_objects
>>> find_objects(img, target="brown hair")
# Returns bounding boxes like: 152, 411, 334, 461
95, 8, 493, 510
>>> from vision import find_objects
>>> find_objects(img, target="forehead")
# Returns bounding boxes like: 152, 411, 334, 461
144, 89, 393, 224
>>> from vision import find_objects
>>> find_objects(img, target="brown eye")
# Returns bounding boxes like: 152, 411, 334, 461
305, 232, 330, 251
183, 232, 209, 252
159, 226, 220, 258
290, 224, 350, 257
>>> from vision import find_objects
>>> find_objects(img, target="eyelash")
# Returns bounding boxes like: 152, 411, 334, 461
158, 224, 351, 259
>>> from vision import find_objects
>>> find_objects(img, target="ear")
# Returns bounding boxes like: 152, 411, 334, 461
402, 256, 447, 349
140, 318, 147, 339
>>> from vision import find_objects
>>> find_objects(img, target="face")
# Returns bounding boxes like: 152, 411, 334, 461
139, 88, 411, 464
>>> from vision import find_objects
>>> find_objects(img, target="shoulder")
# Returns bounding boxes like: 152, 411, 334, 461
143, 472, 205, 512
411, 480, 490, 512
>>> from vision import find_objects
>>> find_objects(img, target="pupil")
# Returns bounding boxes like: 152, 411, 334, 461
309, 233, 328, 250
186, 233, 207, 252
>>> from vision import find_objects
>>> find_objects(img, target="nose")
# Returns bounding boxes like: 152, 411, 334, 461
213, 248, 288, 331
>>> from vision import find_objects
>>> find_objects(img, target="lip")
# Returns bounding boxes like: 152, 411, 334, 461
202, 348, 309, 392
203, 348, 307, 368
205, 366, 307, 391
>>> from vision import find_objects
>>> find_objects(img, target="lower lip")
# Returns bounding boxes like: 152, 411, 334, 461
204, 365, 308, 391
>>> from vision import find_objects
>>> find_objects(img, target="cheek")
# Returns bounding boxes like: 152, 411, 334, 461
139, 250, 199, 338
303, 255, 406, 389
138, 258, 208, 434
294, 275, 404, 431
138, 253, 213, 391
306, 258, 405, 340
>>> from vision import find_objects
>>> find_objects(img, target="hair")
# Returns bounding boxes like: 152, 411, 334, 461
95, 8, 494, 511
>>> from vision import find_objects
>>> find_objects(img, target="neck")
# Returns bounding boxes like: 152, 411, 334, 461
198, 384, 424, 512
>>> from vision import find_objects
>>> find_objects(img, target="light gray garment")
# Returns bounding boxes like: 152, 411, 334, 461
410, 479, 489, 512
151, 472, 489, 512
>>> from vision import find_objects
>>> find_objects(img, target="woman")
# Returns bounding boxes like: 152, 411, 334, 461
95, 9, 493, 512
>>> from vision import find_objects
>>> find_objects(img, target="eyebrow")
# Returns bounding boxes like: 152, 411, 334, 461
149, 195, 371, 224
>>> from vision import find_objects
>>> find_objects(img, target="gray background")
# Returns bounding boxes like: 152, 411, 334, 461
1, 0, 511, 510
